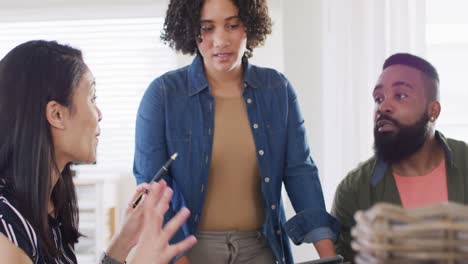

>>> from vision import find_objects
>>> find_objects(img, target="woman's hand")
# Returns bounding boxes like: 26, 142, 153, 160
131, 182, 197, 264
105, 182, 153, 262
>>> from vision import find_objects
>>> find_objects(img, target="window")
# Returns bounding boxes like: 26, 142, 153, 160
426, 0, 468, 141
0, 17, 178, 176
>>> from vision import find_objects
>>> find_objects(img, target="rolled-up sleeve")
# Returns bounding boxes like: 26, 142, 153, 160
285, 209, 339, 244
282, 79, 339, 244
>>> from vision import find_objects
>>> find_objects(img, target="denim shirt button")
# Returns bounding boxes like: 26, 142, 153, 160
253, 123, 259, 129
264, 177, 270, 183
271, 204, 276, 210
258, 150, 264, 156
246, 98, 252, 104
276, 229, 281, 235
282, 257, 285, 262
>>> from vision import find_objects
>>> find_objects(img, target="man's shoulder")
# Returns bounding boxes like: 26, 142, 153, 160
332, 156, 378, 224
446, 137, 468, 152
446, 137, 468, 170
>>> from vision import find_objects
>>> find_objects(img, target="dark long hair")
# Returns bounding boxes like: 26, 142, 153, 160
0, 40, 84, 259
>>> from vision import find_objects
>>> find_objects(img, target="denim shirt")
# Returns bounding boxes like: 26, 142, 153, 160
133, 55, 339, 264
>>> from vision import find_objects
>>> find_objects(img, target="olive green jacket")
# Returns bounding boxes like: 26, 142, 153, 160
331, 131, 468, 262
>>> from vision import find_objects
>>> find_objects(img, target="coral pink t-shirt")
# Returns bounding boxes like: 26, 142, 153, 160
393, 160, 448, 209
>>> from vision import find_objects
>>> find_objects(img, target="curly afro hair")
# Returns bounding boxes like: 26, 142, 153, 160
161, 0, 272, 58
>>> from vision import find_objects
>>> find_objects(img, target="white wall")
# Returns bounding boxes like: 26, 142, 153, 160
281, 0, 324, 260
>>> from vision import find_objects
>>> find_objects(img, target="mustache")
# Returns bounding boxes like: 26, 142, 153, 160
376, 113, 400, 127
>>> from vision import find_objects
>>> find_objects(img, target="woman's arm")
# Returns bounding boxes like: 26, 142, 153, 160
0, 234, 32, 264
313, 239, 336, 258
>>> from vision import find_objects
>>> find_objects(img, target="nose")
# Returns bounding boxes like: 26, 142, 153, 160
213, 29, 230, 48
377, 97, 394, 115
97, 106, 103, 122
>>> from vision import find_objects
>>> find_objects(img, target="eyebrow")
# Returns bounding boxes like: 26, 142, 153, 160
200, 16, 240, 23
392, 81, 413, 89
373, 81, 414, 92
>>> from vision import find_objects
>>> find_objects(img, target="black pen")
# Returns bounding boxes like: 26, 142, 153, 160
131, 153, 178, 208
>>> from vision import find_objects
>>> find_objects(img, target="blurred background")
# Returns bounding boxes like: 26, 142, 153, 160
0, 0, 467, 262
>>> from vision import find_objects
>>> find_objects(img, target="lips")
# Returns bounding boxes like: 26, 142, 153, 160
376, 119, 397, 132
213, 52, 232, 62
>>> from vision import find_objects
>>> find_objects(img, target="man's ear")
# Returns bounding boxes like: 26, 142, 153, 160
428, 100, 441, 121
46, 101, 68, 129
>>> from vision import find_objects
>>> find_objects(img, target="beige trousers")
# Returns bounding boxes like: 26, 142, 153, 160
187, 230, 276, 264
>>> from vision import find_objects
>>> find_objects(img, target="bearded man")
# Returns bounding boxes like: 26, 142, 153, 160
331, 53, 468, 262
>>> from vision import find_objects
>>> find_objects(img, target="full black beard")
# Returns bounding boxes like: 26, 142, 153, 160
373, 112, 430, 163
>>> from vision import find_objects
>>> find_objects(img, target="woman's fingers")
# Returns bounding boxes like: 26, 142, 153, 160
167, 235, 197, 259
144, 181, 167, 206
129, 180, 169, 209
127, 183, 151, 209
155, 187, 173, 213
150, 187, 173, 228
162, 207, 190, 240
135, 183, 150, 193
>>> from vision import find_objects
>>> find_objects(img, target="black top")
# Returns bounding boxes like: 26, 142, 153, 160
0, 180, 77, 264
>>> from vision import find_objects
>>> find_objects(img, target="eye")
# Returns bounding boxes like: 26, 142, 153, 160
227, 23, 240, 30
374, 95, 383, 104
200, 25, 214, 32
396, 93, 408, 100
91, 95, 97, 103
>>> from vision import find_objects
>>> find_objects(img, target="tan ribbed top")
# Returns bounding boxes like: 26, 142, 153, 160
199, 96, 265, 231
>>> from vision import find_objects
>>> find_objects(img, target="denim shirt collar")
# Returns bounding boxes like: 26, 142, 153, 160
371, 130, 454, 186
187, 55, 261, 96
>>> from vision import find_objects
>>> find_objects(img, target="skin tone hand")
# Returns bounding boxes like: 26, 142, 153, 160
174, 255, 190, 264
105, 182, 152, 262
131, 181, 197, 264
314, 239, 336, 258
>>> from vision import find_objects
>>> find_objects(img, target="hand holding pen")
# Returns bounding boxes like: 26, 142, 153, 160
111, 173, 196, 263
132, 153, 178, 208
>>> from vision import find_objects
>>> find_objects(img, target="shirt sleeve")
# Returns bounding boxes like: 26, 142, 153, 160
133, 78, 169, 185
0, 199, 38, 263
280, 78, 340, 245
133, 78, 190, 263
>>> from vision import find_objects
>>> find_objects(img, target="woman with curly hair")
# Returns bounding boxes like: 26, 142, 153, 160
134, 0, 339, 263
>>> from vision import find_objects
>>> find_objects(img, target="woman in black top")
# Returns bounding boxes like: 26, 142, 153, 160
0, 40, 196, 264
